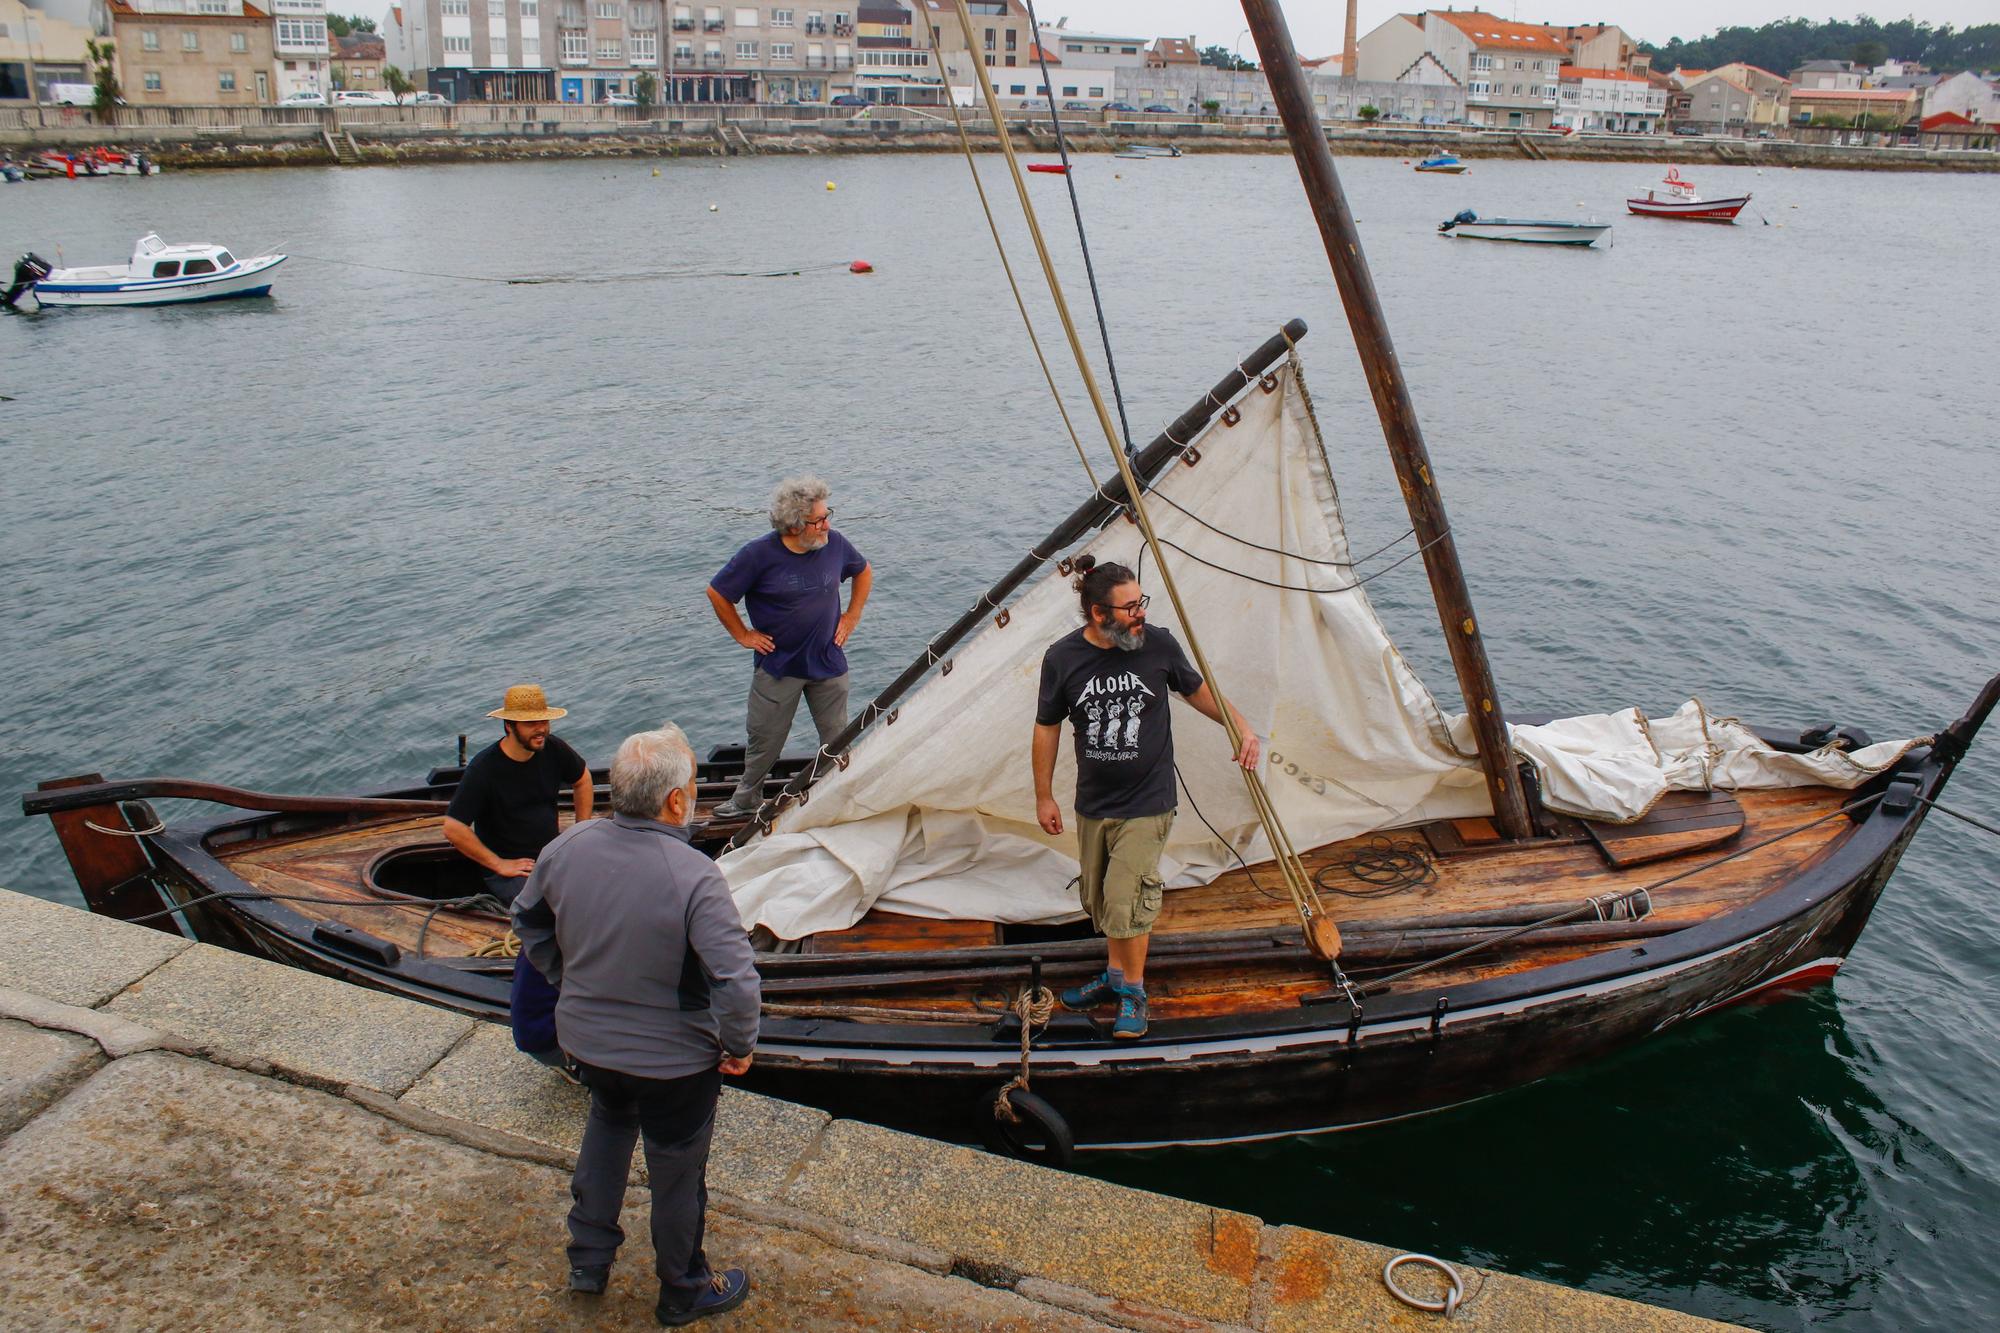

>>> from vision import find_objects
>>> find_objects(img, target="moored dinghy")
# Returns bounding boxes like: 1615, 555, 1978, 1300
4, 233, 284, 309
1438, 209, 1610, 246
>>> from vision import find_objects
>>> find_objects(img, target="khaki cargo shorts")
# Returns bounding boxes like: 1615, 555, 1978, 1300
1076, 811, 1173, 940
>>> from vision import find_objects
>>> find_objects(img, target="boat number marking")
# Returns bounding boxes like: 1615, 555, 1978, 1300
1266, 749, 1329, 798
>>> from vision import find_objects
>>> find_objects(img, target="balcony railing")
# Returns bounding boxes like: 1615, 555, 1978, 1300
561, 53, 589, 65
804, 20, 825, 33
833, 22, 852, 36
703, 18, 723, 30
671, 17, 692, 28
803, 54, 827, 67
633, 54, 657, 64
831, 55, 852, 69
701, 51, 725, 65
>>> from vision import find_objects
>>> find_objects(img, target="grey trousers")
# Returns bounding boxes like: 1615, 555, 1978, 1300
567, 1062, 722, 1311
730, 668, 849, 806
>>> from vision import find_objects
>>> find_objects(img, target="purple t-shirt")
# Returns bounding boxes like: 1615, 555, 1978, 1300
710, 529, 868, 681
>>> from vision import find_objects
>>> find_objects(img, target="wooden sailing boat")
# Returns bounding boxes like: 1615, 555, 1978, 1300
23, 1, 1999, 1162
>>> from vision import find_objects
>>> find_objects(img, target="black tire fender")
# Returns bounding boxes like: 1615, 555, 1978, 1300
979, 1087, 1075, 1168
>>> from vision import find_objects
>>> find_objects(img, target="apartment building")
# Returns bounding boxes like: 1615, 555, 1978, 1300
664, 5, 855, 104
1, 0, 93, 103
266, 0, 328, 98
855, 2, 939, 105
1707, 62, 1789, 129
1428, 11, 1563, 128
332, 28, 383, 89
405, 0, 556, 101
109, 0, 275, 104
1031, 19, 1144, 106
915, 0, 1030, 105
1555, 65, 1661, 132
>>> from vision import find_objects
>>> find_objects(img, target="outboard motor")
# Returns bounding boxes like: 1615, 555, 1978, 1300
3, 253, 52, 309
1438, 207, 1479, 234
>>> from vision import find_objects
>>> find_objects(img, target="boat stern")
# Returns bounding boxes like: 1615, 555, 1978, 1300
23, 774, 182, 931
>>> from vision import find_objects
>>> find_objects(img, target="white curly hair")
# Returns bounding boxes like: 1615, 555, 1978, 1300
768, 475, 831, 533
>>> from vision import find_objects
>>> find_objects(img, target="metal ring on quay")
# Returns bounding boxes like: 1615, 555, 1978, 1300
1383, 1253, 1464, 1318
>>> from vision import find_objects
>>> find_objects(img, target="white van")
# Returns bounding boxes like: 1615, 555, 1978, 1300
47, 83, 97, 107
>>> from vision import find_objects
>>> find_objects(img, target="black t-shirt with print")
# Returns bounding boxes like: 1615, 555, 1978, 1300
445, 735, 586, 861
1036, 625, 1204, 820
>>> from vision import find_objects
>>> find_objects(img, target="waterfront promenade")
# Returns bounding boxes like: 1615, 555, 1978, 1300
3, 103, 1995, 172
0, 886, 1729, 1331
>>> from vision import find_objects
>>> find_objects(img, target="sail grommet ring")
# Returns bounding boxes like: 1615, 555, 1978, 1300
995, 608, 1011, 629
1383, 1254, 1464, 1318
1058, 557, 1075, 576
1259, 371, 1280, 394
1180, 446, 1202, 467
885, 708, 899, 726
1221, 405, 1242, 427
942, 659, 955, 676
836, 753, 852, 771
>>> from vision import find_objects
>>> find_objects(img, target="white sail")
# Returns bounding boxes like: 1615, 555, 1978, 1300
719, 358, 1921, 940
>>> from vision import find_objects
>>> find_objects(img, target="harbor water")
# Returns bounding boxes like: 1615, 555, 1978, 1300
3, 152, 1996, 1331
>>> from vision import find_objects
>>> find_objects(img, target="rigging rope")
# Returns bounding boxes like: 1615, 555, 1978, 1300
915, 2, 1100, 495
1022, 0, 1136, 457
992, 983, 1057, 1124
286, 254, 846, 285
943, 0, 1342, 968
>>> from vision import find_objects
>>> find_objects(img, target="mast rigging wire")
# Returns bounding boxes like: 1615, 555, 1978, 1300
1022, 0, 1137, 457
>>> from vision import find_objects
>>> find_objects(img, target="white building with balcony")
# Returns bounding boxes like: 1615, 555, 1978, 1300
1555, 65, 1663, 132
270, 0, 329, 99
406, 0, 557, 101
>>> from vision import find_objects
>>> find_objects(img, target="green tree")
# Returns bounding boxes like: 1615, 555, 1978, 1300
1357, 103, 1380, 121
1850, 39, 1888, 68
383, 64, 414, 98
85, 38, 120, 123
327, 14, 378, 37
634, 71, 659, 110
1198, 44, 1254, 72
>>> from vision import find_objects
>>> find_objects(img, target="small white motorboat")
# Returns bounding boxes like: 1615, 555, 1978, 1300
1437, 209, 1610, 247
1626, 168, 1750, 222
2, 234, 284, 309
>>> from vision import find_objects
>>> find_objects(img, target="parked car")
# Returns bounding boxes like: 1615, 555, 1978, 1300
333, 90, 397, 106
1753, 129, 1775, 139
1061, 101, 1093, 111
401, 91, 450, 106
830, 94, 868, 107
1104, 101, 1136, 112
280, 90, 329, 107
1142, 104, 1176, 114
602, 94, 638, 105
1671, 124, 1705, 136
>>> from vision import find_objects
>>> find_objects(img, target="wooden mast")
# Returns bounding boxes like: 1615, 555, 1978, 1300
1240, 0, 1534, 840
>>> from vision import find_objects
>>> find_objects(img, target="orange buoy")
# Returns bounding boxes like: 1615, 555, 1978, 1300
849, 260, 874, 274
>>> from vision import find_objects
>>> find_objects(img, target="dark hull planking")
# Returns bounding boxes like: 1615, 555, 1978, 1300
90, 747, 1942, 1152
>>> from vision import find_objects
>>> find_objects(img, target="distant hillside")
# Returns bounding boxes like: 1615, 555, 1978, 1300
1641, 17, 1998, 75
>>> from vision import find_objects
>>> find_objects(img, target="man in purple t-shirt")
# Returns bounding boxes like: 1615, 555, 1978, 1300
706, 476, 873, 820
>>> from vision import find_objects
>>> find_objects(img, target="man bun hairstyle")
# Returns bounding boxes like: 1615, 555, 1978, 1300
1071, 553, 1137, 623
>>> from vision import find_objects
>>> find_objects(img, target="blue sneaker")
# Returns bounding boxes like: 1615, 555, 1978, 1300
657, 1268, 750, 1325
1060, 970, 1117, 1012
1112, 986, 1149, 1039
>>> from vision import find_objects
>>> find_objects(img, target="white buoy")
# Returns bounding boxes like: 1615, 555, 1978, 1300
709, 203, 719, 211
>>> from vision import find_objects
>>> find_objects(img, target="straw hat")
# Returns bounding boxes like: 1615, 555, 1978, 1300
487, 684, 568, 722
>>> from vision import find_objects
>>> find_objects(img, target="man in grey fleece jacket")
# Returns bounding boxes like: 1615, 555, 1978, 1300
513, 724, 761, 1326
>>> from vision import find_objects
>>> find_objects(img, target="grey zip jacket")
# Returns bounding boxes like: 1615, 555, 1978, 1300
512, 813, 761, 1080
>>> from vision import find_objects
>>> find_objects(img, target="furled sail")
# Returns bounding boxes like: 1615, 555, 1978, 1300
719, 358, 1921, 941
720, 361, 1493, 939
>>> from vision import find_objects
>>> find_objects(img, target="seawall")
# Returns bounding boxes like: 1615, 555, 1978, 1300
4, 106, 1996, 173
0, 885, 1736, 1330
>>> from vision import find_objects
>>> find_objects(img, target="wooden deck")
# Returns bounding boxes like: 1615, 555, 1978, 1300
212, 785, 1855, 1022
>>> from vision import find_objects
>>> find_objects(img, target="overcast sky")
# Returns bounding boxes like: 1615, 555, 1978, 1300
1033, 3, 1994, 54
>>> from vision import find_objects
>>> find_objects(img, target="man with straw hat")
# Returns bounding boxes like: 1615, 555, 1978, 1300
443, 683, 593, 905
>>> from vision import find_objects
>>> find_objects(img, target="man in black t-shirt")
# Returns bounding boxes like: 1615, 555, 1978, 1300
444, 684, 594, 905
1032, 558, 1258, 1039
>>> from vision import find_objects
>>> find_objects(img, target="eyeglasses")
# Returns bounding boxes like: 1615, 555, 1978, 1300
1101, 594, 1151, 615
802, 511, 833, 529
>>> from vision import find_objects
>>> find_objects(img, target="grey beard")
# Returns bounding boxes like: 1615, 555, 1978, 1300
1108, 621, 1146, 651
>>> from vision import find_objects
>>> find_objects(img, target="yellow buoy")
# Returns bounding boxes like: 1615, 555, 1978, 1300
652, 167, 661, 177
826, 181, 837, 191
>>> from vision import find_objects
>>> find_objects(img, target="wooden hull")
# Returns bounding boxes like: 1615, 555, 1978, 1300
49, 731, 1958, 1153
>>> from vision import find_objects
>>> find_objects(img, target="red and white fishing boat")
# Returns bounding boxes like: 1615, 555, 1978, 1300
1626, 168, 1750, 222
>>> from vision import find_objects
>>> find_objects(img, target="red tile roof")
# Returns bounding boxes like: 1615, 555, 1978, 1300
1027, 42, 1059, 65
1560, 66, 1647, 84
1432, 11, 1567, 55
1921, 111, 1979, 130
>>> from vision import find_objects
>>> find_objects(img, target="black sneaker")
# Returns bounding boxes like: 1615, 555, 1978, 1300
569, 1264, 609, 1295
657, 1268, 750, 1326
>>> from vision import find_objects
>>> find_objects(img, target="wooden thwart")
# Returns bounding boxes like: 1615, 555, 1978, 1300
1580, 791, 1746, 868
